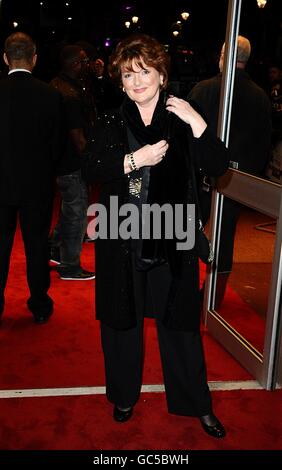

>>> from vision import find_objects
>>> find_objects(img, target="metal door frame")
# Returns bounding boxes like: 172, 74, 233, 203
201, 0, 282, 389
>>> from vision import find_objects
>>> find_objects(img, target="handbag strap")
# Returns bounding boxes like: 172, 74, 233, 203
188, 154, 204, 229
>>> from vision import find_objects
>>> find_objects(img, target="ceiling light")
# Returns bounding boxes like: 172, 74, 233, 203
256, 0, 267, 7
181, 12, 190, 20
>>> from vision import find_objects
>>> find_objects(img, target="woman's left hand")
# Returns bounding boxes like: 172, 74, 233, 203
166, 96, 207, 138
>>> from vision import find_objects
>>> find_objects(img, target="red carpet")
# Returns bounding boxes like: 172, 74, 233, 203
1, 220, 281, 452
218, 287, 265, 353
0, 224, 251, 391
0, 390, 282, 450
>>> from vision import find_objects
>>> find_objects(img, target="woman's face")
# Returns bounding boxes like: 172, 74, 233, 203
121, 59, 163, 107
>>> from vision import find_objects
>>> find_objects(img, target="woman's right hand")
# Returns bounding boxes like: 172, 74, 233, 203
134, 140, 169, 168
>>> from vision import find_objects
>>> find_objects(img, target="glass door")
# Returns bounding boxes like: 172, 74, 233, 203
203, 171, 282, 388
200, 0, 282, 389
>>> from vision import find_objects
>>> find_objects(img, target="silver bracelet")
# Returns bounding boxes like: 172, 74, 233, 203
127, 152, 138, 171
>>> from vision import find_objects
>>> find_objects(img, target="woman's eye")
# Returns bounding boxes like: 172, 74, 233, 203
123, 73, 132, 79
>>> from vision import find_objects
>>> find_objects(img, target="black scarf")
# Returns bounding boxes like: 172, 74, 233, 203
120, 93, 196, 277
121, 93, 174, 206
120, 93, 175, 269
120, 92, 170, 146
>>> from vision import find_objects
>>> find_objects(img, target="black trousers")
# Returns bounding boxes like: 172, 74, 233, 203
0, 202, 53, 311
100, 261, 212, 417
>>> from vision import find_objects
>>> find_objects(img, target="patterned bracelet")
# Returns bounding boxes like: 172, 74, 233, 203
127, 152, 138, 171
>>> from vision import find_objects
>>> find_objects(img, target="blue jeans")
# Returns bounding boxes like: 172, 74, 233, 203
51, 170, 88, 270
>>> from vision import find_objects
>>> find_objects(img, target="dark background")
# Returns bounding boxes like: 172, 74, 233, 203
0, 0, 281, 88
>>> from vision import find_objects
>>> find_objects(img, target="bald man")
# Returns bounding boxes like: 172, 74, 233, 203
0, 32, 63, 323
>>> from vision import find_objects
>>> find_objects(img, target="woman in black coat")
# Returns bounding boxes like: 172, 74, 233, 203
84, 34, 229, 438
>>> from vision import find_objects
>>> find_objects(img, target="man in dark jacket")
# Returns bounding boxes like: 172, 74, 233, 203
188, 36, 272, 307
49, 45, 95, 280
88, 56, 123, 114
0, 32, 63, 323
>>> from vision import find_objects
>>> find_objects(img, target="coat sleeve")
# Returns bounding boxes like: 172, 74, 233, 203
189, 126, 230, 177
81, 113, 126, 184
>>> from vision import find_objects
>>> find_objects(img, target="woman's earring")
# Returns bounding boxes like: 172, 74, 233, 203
160, 78, 164, 86
122, 86, 125, 92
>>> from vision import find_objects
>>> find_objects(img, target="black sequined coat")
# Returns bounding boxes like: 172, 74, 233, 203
83, 99, 229, 331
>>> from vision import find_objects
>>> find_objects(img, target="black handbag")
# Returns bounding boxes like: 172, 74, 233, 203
189, 158, 214, 265
196, 220, 214, 264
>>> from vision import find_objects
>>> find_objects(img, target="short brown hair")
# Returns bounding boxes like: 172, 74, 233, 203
109, 34, 170, 89
4, 32, 36, 63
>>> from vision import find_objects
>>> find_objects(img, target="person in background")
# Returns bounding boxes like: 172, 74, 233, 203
88, 55, 123, 114
268, 64, 282, 96
267, 64, 282, 142
188, 36, 272, 307
83, 34, 229, 438
0, 32, 62, 323
49, 45, 95, 281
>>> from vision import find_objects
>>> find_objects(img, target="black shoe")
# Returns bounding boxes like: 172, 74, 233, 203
199, 413, 226, 439
113, 406, 133, 423
27, 296, 53, 324
33, 310, 53, 324
59, 269, 95, 281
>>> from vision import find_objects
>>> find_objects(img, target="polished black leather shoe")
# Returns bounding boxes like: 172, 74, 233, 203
199, 414, 226, 439
113, 406, 133, 423
27, 297, 53, 324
